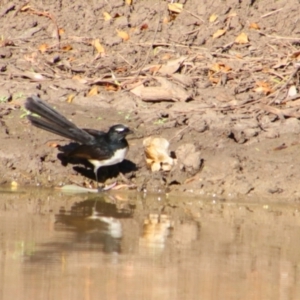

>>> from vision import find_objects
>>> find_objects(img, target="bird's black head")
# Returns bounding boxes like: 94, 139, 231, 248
107, 124, 132, 141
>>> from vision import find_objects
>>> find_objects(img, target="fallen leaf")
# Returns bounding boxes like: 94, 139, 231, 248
39, 43, 49, 53
103, 12, 112, 21
47, 142, 59, 148
163, 16, 169, 24
249, 22, 260, 30
0, 39, 15, 47
171, 74, 194, 87
22, 71, 45, 81
290, 50, 300, 60
20, 4, 31, 11
227, 12, 237, 18
161, 53, 172, 60
115, 66, 128, 73
149, 65, 161, 74
125, 0, 132, 5
61, 44, 73, 51
92, 38, 105, 53
254, 81, 273, 94
66, 94, 75, 103
105, 84, 118, 91
212, 29, 226, 39
88, 86, 98, 97
210, 63, 231, 73
209, 14, 218, 22
131, 77, 191, 102
168, 3, 183, 13
117, 29, 130, 41
58, 28, 65, 35
140, 23, 148, 30
158, 56, 187, 75
235, 32, 249, 44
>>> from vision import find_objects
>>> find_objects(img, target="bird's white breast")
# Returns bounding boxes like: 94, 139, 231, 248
89, 147, 128, 170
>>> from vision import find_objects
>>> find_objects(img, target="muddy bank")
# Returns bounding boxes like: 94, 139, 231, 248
2, 101, 300, 201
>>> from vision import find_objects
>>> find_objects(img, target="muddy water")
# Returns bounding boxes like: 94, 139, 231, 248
1, 188, 300, 300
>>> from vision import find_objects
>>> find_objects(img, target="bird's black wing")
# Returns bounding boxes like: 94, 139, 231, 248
67, 144, 113, 160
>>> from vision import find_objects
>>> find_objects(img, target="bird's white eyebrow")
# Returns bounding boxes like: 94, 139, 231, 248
115, 127, 126, 132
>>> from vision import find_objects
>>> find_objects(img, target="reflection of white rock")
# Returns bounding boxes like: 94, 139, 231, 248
139, 214, 172, 249
143, 137, 176, 172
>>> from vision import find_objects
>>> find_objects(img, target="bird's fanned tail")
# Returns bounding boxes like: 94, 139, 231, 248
25, 95, 94, 144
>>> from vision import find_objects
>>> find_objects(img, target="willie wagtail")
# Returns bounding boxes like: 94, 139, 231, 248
25, 95, 132, 184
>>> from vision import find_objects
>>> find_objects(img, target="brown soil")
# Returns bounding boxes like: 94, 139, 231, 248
0, 0, 300, 201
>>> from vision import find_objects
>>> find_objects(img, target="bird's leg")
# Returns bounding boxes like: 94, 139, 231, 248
94, 168, 102, 192
94, 167, 117, 192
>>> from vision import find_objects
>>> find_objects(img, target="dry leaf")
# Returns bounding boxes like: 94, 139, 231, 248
168, 3, 183, 13
39, 43, 49, 53
20, 4, 31, 11
22, 71, 45, 81
125, 0, 132, 5
92, 39, 105, 53
58, 28, 65, 35
149, 65, 161, 74
140, 23, 148, 30
103, 12, 112, 21
235, 32, 249, 44
210, 63, 231, 73
117, 29, 130, 41
254, 81, 273, 94
227, 12, 237, 18
208, 63, 232, 84
209, 14, 218, 22
163, 16, 169, 24
208, 75, 219, 84
249, 23, 260, 30
61, 44, 73, 51
161, 53, 172, 60
212, 29, 226, 39
105, 84, 118, 91
0, 39, 15, 47
66, 94, 75, 103
131, 77, 191, 102
88, 86, 98, 97
290, 51, 300, 60
115, 66, 127, 73
158, 56, 187, 75
47, 142, 59, 148
171, 74, 194, 87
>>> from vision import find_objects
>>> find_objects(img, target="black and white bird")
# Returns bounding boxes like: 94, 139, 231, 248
25, 95, 132, 186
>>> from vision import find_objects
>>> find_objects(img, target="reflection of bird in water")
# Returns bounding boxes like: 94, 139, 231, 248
55, 197, 134, 253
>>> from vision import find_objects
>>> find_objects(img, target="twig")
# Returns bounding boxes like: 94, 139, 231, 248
20, 6, 60, 46
268, 65, 300, 104
261, 8, 284, 19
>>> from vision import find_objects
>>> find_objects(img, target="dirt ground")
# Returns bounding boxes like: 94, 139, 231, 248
0, 0, 300, 201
